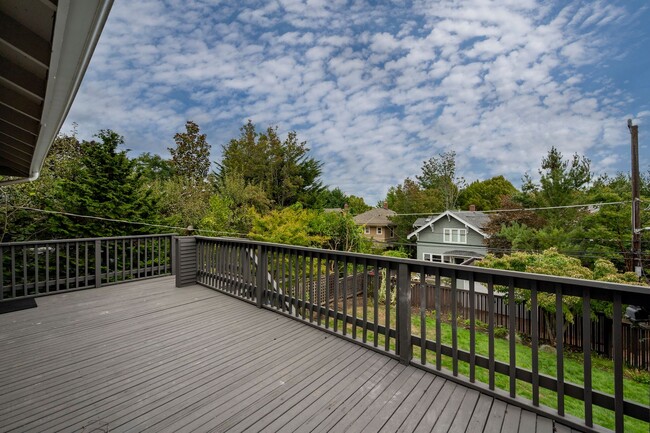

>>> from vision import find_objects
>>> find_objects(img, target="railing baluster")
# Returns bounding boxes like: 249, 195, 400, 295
84, 242, 89, 287
362, 258, 368, 343
352, 257, 357, 339
74, 241, 82, 289
104, 240, 109, 285
302, 251, 307, 319
555, 283, 565, 416
509, 279, 516, 397
385, 264, 390, 352
451, 269, 458, 376
342, 256, 348, 335
308, 252, 314, 321
531, 281, 539, 406
469, 272, 475, 382
113, 240, 117, 282
0, 246, 5, 301
281, 248, 287, 313
582, 288, 592, 427
373, 260, 379, 347
613, 293, 624, 432
0, 246, 3, 301
11, 246, 16, 298
334, 256, 339, 333
22, 245, 27, 295
294, 250, 300, 317
488, 274, 495, 390
325, 254, 331, 328
435, 267, 441, 370
55, 244, 60, 292
420, 266, 426, 365
34, 242, 39, 294
122, 239, 126, 281
44, 243, 49, 293
316, 253, 322, 326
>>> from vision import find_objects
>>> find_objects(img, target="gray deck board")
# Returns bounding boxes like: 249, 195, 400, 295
0, 277, 575, 432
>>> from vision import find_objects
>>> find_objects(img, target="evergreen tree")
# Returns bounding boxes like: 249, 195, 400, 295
215, 121, 323, 208
169, 120, 210, 184
45, 130, 156, 238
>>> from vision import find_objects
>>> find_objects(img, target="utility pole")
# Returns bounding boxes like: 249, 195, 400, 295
628, 119, 642, 276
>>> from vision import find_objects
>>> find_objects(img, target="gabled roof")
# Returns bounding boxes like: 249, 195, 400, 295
407, 210, 490, 239
353, 207, 396, 226
0, 0, 113, 184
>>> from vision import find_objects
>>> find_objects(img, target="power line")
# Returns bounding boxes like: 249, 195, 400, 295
12, 206, 250, 238
388, 200, 631, 217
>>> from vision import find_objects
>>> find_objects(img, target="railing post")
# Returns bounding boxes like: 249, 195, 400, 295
397, 262, 412, 365
94, 239, 101, 288
256, 245, 266, 308
175, 236, 196, 288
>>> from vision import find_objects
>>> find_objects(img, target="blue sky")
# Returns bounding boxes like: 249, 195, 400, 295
65, 0, 650, 205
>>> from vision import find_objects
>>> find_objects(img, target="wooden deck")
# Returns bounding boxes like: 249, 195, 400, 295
0, 277, 577, 433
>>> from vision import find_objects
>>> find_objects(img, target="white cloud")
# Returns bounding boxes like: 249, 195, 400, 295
64, 0, 649, 204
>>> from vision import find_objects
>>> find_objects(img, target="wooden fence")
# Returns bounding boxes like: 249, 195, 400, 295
411, 282, 650, 370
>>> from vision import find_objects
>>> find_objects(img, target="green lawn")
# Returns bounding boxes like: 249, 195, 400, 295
325, 299, 650, 433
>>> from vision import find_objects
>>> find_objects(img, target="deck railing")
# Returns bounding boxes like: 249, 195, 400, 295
0, 234, 175, 301
188, 236, 650, 433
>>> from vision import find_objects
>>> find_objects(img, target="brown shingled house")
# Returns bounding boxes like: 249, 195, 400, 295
353, 202, 397, 246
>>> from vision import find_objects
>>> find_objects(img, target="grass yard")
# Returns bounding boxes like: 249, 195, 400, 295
321, 297, 650, 433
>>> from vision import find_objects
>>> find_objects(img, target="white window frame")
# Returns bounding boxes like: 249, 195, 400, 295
376, 227, 382, 235
389, 227, 395, 238
443, 228, 467, 244
364, 226, 370, 234
422, 253, 442, 262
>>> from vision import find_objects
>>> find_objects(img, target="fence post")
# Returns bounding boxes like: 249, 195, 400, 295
175, 237, 196, 288
256, 245, 266, 308
397, 262, 412, 365
94, 239, 101, 288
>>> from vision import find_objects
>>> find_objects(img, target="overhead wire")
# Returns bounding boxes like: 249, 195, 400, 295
10, 206, 251, 238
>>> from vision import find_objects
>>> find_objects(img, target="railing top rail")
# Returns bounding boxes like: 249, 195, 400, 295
195, 236, 650, 302
0, 233, 176, 247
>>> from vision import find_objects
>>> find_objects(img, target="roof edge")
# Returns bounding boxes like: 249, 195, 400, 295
29, 0, 114, 178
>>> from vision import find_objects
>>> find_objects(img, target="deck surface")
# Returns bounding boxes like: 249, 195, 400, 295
0, 277, 576, 432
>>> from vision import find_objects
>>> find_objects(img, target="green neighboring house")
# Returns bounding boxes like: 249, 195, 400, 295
408, 210, 490, 264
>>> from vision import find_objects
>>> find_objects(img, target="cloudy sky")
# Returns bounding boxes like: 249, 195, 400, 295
65, 0, 650, 205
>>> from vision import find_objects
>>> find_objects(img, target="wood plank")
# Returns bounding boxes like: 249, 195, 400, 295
235, 348, 382, 432
395, 376, 446, 433
501, 404, 522, 433
412, 380, 458, 433
430, 385, 467, 432
0, 277, 569, 433
260, 355, 394, 433
536, 416, 554, 433
483, 398, 507, 433
446, 389, 480, 433
194, 343, 366, 432
517, 409, 537, 432
464, 393, 493, 433
349, 368, 426, 432
312, 362, 409, 433
378, 372, 436, 433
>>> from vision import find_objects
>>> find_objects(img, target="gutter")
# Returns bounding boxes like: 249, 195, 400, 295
0, 172, 40, 187
0, 0, 113, 187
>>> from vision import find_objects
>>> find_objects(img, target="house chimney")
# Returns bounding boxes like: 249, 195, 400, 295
383, 201, 388, 210
469, 204, 476, 212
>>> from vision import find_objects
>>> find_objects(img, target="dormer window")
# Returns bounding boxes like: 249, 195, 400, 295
444, 228, 467, 244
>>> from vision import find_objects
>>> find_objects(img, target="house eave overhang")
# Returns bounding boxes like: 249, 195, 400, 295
0, 0, 113, 185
